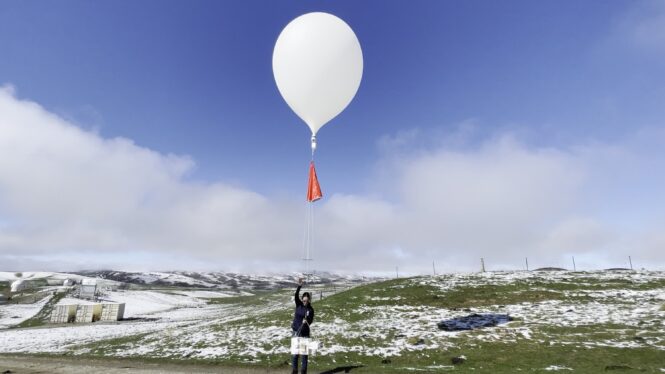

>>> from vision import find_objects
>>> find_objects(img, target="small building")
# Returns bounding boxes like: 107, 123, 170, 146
100, 303, 125, 321
79, 279, 97, 299
50, 304, 77, 323
50, 302, 125, 323
10, 280, 26, 293
63, 279, 76, 287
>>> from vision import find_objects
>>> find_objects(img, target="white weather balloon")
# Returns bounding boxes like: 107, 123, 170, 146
273, 12, 363, 139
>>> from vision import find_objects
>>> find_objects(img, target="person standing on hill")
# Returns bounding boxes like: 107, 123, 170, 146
291, 277, 314, 374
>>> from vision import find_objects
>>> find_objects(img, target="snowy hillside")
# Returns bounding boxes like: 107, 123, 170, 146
1, 270, 663, 372
72, 270, 369, 289
1, 270, 369, 294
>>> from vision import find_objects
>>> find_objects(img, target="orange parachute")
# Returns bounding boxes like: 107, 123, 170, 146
306, 161, 322, 202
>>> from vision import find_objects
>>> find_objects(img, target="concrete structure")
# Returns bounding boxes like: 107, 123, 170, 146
75, 304, 102, 323
100, 303, 125, 321
50, 304, 77, 323
79, 279, 97, 299
51, 302, 124, 323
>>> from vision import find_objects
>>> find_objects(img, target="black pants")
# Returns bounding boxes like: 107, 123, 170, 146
292, 329, 308, 373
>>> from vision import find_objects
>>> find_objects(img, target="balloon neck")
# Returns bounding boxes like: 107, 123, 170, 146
311, 135, 317, 157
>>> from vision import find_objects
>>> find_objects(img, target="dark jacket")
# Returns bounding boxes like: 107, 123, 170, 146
291, 285, 314, 337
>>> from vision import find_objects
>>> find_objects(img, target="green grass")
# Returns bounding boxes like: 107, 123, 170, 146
201, 275, 665, 372
79, 332, 156, 355
0, 281, 9, 298
70, 330, 665, 373
207, 273, 663, 332
302, 340, 665, 373
10, 273, 665, 372
524, 276, 665, 291
241, 277, 570, 328
326, 277, 571, 308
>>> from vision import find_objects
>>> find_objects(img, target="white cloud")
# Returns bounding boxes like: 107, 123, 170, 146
1, 86, 664, 274
0, 87, 300, 264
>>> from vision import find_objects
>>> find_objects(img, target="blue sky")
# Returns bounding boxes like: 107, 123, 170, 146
2, 0, 657, 192
1, 1, 664, 273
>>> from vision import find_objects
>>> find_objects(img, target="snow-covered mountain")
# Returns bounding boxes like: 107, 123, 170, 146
71, 270, 372, 290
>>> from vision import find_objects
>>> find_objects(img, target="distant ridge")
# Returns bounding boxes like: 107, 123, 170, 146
72, 270, 370, 290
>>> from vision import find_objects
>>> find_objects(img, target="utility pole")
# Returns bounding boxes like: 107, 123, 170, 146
572, 256, 576, 272
480, 258, 486, 272
432, 260, 436, 276
629, 256, 633, 270
525, 257, 529, 271
395, 266, 399, 278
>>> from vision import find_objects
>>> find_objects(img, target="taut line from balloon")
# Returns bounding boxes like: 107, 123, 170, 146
303, 147, 322, 276
303, 198, 314, 276
311, 134, 317, 159
306, 134, 315, 275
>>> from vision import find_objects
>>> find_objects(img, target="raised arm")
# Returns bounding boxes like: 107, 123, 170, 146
294, 285, 303, 306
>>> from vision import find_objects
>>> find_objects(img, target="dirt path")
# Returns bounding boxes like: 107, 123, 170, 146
0, 354, 281, 374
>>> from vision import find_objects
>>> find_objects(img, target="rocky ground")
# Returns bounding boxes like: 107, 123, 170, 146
0, 354, 276, 374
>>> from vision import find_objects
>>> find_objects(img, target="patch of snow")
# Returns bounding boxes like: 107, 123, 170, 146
0, 272, 54, 281
170, 290, 237, 299
57, 298, 98, 306
101, 290, 205, 317
1, 270, 663, 362
545, 365, 573, 371
0, 294, 53, 329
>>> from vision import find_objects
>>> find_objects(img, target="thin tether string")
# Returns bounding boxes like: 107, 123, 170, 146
302, 203, 314, 276
302, 136, 316, 280
309, 202, 314, 276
